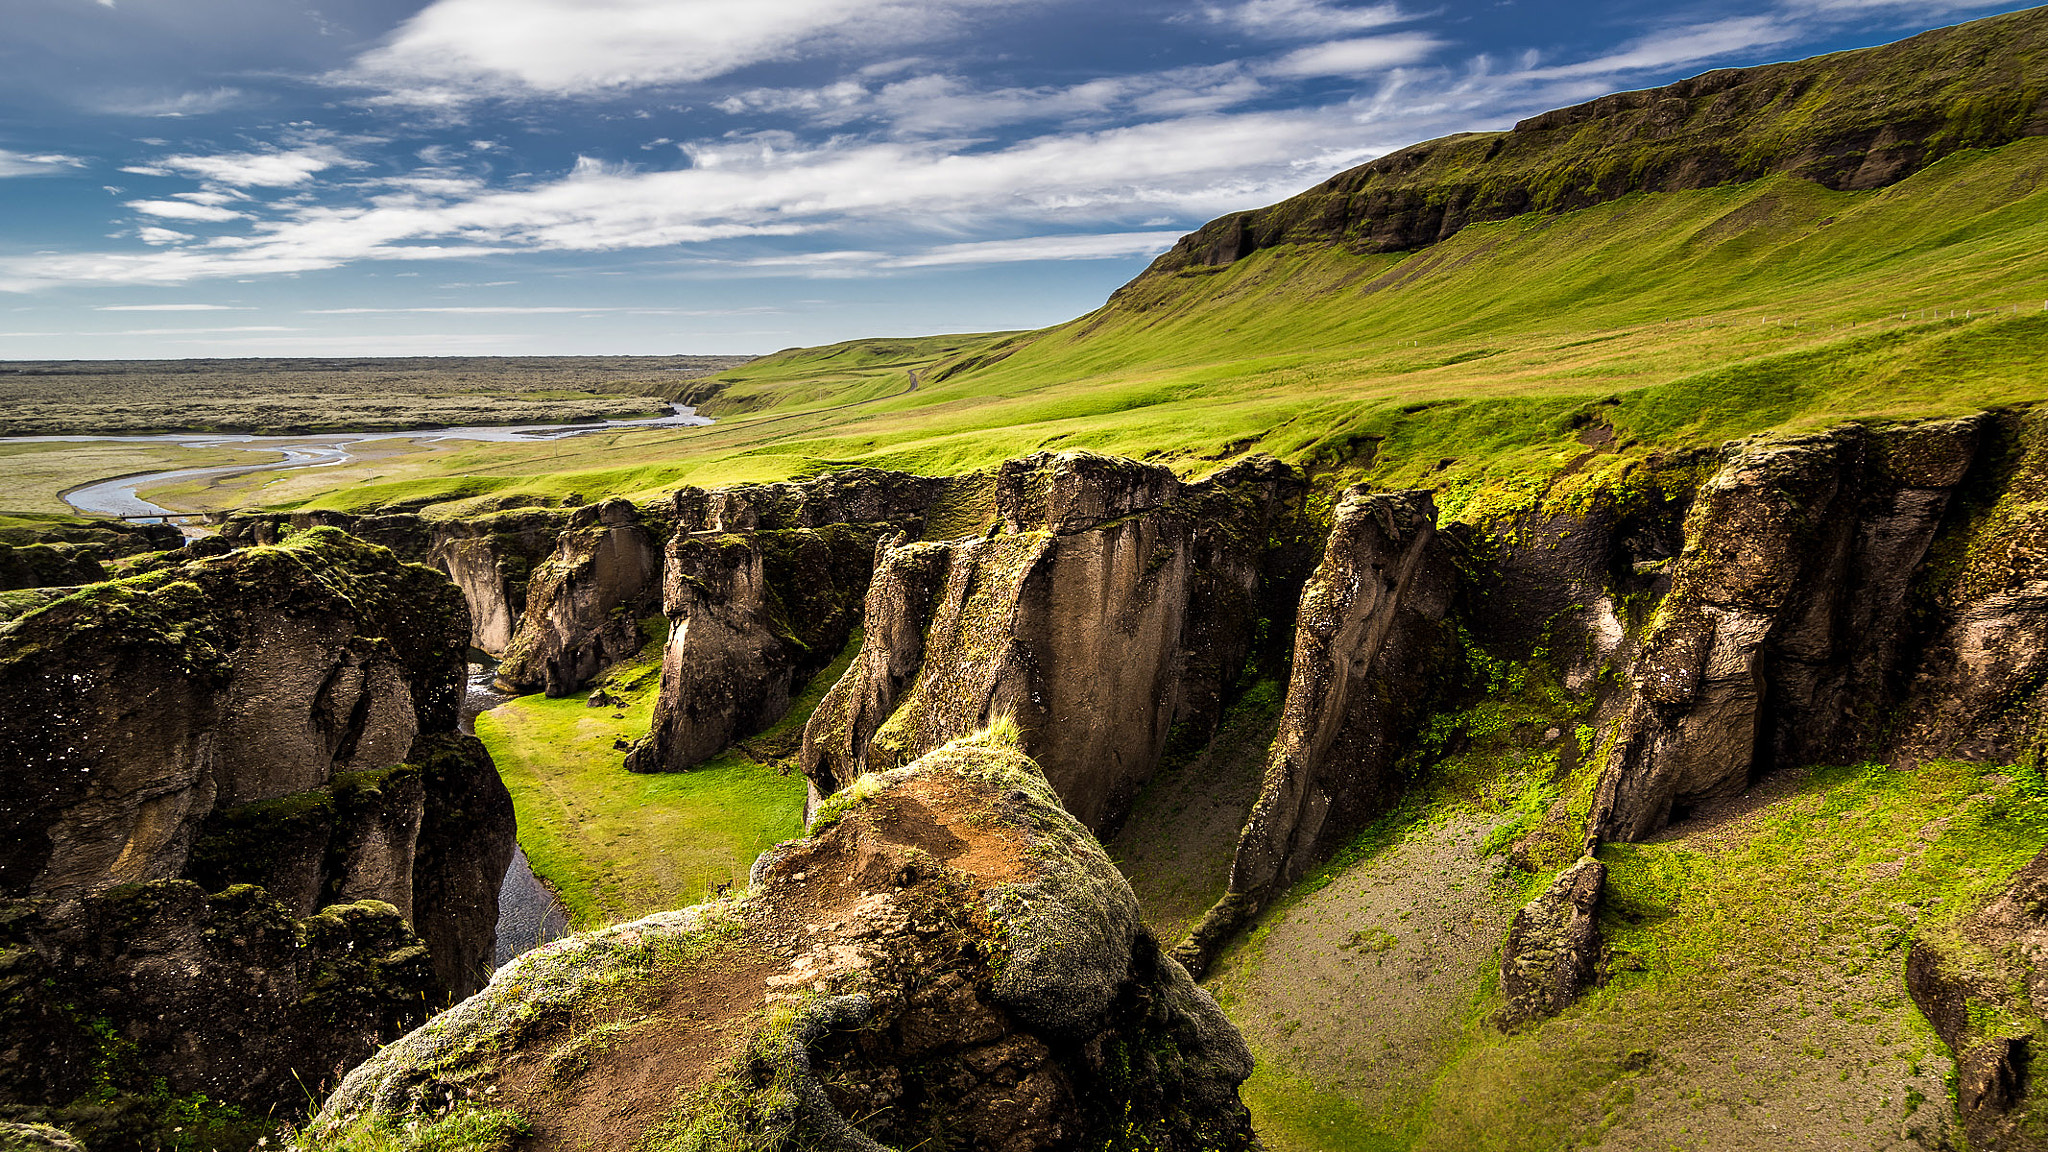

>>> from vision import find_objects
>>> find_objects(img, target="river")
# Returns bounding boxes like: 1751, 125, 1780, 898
3, 405, 712, 520
460, 658, 573, 967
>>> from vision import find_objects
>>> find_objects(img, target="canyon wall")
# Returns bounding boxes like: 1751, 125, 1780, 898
0, 528, 513, 1149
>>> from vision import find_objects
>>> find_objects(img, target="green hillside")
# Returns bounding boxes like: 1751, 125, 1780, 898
233, 132, 2048, 520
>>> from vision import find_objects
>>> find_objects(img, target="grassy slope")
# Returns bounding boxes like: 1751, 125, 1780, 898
212, 136, 2048, 520
474, 631, 851, 928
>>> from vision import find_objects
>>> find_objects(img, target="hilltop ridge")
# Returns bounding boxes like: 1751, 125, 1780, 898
1134, 5, 2048, 280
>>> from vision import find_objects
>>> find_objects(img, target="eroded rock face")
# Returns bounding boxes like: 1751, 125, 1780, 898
309, 738, 1256, 1152
1177, 488, 1454, 971
628, 470, 937, 774
0, 544, 104, 592
495, 500, 666, 696
0, 528, 515, 1147
1495, 857, 1606, 1030
800, 453, 1306, 834
1590, 418, 1984, 843
1907, 846, 2048, 1152
0, 885, 435, 1152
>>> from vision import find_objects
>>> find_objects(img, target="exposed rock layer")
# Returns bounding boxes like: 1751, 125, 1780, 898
310, 738, 1256, 1152
1133, 7, 2048, 279
1177, 487, 1454, 972
495, 499, 666, 696
800, 453, 1307, 834
629, 470, 939, 773
1495, 857, 1607, 1030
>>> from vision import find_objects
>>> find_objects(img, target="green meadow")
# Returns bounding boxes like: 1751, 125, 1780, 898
171, 135, 2048, 522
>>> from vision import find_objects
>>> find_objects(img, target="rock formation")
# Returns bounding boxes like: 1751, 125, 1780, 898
0, 543, 104, 592
1589, 418, 1983, 843
1907, 845, 2048, 1152
308, 736, 1256, 1152
799, 452, 1306, 834
0, 528, 514, 1148
1177, 487, 1455, 972
1130, 6, 2048, 280
494, 499, 666, 696
1494, 857, 1607, 1030
221, 505, 574, 659
628, 470, 938, 774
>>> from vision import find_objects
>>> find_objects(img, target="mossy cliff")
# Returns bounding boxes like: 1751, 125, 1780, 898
303, 736, 1255, 1152
496, 499, 668, 697
629, 469, 939, 774
1134, 6, 2048, 282
0, 528, 514, 1149
798, 452, 1310, 834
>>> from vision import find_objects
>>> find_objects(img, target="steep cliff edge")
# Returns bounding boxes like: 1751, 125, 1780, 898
1177, 487, 1455, 971
0, 528, 514, 1149
799, 453, 1308, 834
305, 736, 1256, 1152
1130, 6, 2048, 283
629, 470, 939, 774
495, 499, 667, 697
1589, 417, 1985, 843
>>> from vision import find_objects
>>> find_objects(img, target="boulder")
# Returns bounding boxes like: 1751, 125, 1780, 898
307, 736, 1257, 1152
1494, 857, 1606, 1030
1906, 845, 2048, 1152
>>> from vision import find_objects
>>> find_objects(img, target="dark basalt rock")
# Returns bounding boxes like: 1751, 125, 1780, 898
1495, 857, 1606, 1030
628, 470, 940, 774
0, 528, 513, 1146
1177, 487, 1454, 973
495, 499, 665, 696
800, 452, 1308, 835
0, 883, 435, 1152
1589, 418, 1985, 843
1907, 846, 2048, 1152
0, 544, 104, 592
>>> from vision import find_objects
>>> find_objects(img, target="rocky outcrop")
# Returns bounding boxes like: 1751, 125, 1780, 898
495, 500, 666, 696
1907, 846, 2048, 1152
627, 470, 938, 773
1177, 488, 1454, 971
800, 453, 1306, 834
1495, 858, 1606, 1030
308, 736, 1256, 1152
0, 885, 436, 1152
1129, 7, 2048, 281
222, 507, 570, 657
0, 528, 514, 1146
1589, 418, 1983, 843
0, 544, 104, 592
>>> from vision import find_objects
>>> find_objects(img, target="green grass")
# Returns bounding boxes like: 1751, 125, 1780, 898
475, 635, 807, 927
1214, 757, 2047, 1151
177, 135, 2048, 523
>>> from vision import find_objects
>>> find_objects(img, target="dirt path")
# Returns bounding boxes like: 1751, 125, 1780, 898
1212, 814, 1524, 1132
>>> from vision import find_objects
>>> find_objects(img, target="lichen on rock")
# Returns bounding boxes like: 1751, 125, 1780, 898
305, 735, 1256, 1152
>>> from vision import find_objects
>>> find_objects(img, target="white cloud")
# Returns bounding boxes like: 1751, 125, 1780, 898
96, 303, 252, 311
105, 326, 299, 335
1203, 0, 1409, 38
92, 88, 247, 118
1266, 33, 1441, 77
136, 227, 196, 245
122, 145, 361, 188
346, 0, 1020, 103
0, 149, 85, 177
884, 231, 1184, 267
126, 199, 248, 222
1520, 17, 1793, 80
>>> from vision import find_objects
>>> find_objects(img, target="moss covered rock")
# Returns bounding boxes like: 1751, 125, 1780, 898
306, 736, 1255, 1152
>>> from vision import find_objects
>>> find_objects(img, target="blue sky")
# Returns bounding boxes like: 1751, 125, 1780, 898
0, 0, 2029, 358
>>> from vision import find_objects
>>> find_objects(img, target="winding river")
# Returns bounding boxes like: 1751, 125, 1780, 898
3, 405, 712, 520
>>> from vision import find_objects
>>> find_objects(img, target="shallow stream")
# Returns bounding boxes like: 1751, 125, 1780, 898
1, 405, 712, 520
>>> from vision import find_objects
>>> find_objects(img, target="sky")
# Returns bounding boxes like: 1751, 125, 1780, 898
0, 0, 2032, 359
